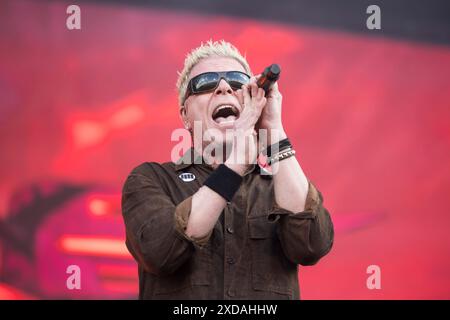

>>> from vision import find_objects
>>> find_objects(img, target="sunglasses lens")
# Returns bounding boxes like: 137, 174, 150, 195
226, 72, 250, 89
187, 71, 250, 101
192, 73, 220, 92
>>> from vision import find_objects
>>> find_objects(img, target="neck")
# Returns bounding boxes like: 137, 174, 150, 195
193, 141, 232, 169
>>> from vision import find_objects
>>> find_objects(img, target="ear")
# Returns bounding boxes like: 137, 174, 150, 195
179, 106, 190, 130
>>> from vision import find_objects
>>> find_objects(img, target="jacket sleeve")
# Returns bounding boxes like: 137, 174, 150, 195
121, 163, 208, 276
268, 179, 334, 266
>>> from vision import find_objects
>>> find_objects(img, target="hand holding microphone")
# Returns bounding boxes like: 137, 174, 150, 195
256, 64, 281, 95
235, 63, 282, 132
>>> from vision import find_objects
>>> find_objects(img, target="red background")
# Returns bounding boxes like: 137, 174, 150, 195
0, 0, 449, 299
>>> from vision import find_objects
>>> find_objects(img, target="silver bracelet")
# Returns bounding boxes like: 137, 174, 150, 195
268, 149, 296, 165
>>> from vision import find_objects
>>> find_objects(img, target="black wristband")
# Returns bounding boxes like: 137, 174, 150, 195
203, 164, 243, 202
264, 138, 292, 157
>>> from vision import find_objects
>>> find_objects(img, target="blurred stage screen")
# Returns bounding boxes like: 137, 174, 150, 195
0, 0, 449, 299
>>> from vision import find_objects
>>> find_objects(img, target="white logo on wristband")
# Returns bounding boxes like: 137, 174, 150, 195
179, 173, 196, 182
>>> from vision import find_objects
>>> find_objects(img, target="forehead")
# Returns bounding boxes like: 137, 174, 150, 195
189, 56, 247, 80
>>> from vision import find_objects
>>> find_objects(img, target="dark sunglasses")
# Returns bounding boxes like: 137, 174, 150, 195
184, 71, 250, 102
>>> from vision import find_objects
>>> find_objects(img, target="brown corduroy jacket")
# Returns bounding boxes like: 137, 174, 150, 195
121, 149, 334, 300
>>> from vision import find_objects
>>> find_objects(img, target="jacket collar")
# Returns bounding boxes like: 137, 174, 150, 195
174, 147, 203, 171
174, 147, 258, 176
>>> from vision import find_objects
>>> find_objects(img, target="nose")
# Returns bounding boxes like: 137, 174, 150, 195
214, 78, 233, 96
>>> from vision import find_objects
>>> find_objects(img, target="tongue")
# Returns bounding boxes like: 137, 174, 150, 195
215, 115, 237, 123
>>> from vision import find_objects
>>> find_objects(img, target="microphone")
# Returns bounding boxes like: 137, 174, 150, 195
256, 64, 281, 95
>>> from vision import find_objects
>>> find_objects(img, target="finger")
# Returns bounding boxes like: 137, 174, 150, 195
256, 97, 267, 115
261, 97, 267, 109
249, 75, 258, 85
270, 81, 279, 90
235, 89, 244, 106
250, 82, 258, 98
256, 87, 264, 100
242, 84, 252, 108
266, 81, 280, 97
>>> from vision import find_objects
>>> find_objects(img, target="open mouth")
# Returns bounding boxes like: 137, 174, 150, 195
211, 104, 240, 124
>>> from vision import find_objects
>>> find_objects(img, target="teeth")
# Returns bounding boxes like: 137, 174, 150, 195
212, 104, 238, 118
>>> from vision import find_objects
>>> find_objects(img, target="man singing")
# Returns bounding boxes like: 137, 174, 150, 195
121, 40, 334, 300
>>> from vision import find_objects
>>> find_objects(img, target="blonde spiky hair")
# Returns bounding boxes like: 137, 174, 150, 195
176, 40, 252, 106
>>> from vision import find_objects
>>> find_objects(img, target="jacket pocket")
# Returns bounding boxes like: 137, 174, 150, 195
190, 243, 212, 287
248, 215, 296, 297
154, 242, 212, 295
